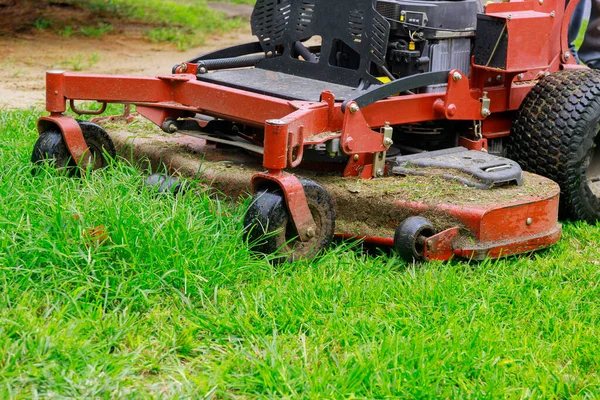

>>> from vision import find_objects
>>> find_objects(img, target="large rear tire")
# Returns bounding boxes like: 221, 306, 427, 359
508, 69, 600, 222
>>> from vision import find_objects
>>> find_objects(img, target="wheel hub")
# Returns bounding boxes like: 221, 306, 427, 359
585, 127, 600, 197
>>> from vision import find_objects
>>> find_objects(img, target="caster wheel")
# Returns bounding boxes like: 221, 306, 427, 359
31, 120, 116, 174
145, 173, 187, 195
243, 178, 335, 263
394, 216, 436, 262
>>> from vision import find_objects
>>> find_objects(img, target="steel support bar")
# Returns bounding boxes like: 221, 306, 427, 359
46, 71, 538, 135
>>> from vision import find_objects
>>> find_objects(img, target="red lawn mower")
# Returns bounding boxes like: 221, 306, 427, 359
32, 0, 600, 262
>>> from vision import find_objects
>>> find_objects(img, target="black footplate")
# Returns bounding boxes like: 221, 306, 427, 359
391, 147, 523, 189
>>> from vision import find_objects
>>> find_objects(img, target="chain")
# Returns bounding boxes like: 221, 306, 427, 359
473, 120, 483, 140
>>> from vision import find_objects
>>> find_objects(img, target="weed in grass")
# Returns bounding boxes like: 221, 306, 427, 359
3, 108, 600, 397
146, 27, 204, 51
59, 26, 74, 38
34, 17, 53, 30
88, 51, 101, 67
55, 52, 101, 72
62, 0, 246, 49
79, 23, 113, 39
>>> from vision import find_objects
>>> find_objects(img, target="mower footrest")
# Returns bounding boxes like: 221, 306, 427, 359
391, 147, 523, 189
197, 68, 369, 102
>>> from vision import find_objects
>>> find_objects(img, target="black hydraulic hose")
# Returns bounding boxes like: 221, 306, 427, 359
293, 41, 317, 63
196, 54, 266, 73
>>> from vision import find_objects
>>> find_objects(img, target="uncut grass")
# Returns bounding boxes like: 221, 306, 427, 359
2, 109, 600, 397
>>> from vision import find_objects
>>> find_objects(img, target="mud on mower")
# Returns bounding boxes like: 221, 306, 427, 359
32, 0, 600, 262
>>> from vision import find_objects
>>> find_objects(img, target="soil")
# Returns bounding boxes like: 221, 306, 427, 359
0, 2, 255, 108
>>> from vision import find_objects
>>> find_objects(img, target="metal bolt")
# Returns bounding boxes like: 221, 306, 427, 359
168, 123, 178, 133
550, 10, 555, 17
353, 154, 359, 162
507, 14, 512, 20
349, 103, 360, 114
376, 168, 384, 177
564, 51, 571, 60
306, 227, 316, 238
482, 108, 491, 117
487, 77, 492, 83
452, 72, 462, 82
54, 90, 59, 95
517, 73, 525, 80
383, 137, 394, 147
179, 64, 187, 73
539, 0, 543, 4
199, 67, 207, 74
496, 75, 502, 81
526, 218, 533, 226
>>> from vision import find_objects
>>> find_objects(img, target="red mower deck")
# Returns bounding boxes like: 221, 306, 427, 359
109, 127, 561, 261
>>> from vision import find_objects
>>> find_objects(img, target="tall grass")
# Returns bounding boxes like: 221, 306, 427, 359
33, 0, 249, 50
1, 108, 600, 397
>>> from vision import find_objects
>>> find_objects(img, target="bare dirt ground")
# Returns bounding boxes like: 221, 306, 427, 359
0, 28, 254, 109
0, 0, 255, 109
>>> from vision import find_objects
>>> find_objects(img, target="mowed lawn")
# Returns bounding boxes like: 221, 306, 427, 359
1, 108, 600, 398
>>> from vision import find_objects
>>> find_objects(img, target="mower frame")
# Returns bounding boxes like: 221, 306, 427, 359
37, 0, 582, 260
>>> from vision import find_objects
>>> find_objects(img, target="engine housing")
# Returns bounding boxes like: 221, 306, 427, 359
376, 0, 479, 91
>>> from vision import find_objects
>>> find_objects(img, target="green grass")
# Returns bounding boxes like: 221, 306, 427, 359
2, 107, 600, 397
70, 0, 247, 50
27, 0, 249, 50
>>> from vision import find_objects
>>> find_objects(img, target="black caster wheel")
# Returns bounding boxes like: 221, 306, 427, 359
145, 173, 187, 195
394, 216, 436, 262
31, 120, 116, 174
243, 178, 335, 263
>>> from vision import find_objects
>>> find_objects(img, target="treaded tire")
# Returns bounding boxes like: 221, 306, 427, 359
508, 69, 600, 222
394, 216, 436, 262
31, 129, 75, 172
32, 121, 116, 174
243, 178, 335, 263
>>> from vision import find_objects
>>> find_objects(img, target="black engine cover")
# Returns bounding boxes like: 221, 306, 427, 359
376, 0, 479, 39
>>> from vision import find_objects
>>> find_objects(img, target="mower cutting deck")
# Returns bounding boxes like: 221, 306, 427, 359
110, 128, 561, 262
31, 0, 600, 262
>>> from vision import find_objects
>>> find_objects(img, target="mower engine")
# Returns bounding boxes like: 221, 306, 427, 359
376, 0, 478, 91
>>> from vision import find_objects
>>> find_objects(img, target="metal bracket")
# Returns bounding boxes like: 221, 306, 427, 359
70, 100, 107, 116
373, 122, 394, 178
251, 172, 316, 242
480, 91, 491, 118
423, 227, 460, 261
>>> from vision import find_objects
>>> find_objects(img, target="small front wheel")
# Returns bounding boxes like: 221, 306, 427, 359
394, 216, 436, 262
243, 178, 335, 263
31, 120, 116, 174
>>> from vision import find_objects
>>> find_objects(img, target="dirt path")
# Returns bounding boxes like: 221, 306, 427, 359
0, 29, 255, 109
